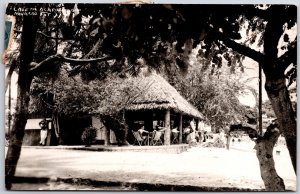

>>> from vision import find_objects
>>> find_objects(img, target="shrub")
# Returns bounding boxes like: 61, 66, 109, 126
81, 126, 97, 147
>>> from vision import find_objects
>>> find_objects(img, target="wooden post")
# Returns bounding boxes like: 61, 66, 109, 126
164, 109, 171, 145
179, 113, 183, 144
259, 63, 263, 135
104, 127, 110, 146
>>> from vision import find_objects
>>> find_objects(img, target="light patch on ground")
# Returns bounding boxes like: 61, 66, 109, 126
9, 143, 297, 191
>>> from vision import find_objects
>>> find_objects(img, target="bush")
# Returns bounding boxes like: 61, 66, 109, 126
81, 126, 97, 147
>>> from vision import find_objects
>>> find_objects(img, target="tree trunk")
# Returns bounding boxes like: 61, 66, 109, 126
265, 77, 296, 174
117, 122, 129, 146
254, 125, 285, 191
260, 9, 296, 175
101, 115, 129, 146
225, 134, 231, 150
105, 127, 110, 146
5, 15, 38, 189
5, 58, 17, 93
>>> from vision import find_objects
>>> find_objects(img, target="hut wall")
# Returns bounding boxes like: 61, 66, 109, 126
23, 118, 53, 146
144, 112, 153, 132
91, 116, 117, 145
92, 116, 106, 144
58, 115, 92, 145
110, 129, 118, 144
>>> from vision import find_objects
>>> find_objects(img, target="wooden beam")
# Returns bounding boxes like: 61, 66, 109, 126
195, 119, 199, 131
179, 113, 183, 144
164, 109, 171, 145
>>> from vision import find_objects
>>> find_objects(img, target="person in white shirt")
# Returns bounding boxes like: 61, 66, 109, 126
39, 118, 48, 146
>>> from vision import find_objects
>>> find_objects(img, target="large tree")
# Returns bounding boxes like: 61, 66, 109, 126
5, 4, 296, 191
4, 4, 115, 189
29, 66, 152, 145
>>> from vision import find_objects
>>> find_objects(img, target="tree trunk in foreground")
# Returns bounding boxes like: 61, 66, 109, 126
5, 15, 37, 190
101, 115, 129, 146
265, 77, 296, 174
254, 124, 285, 191
261, 11, 296, 175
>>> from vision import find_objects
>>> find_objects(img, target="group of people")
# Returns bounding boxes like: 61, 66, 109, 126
135, 119, 204, 145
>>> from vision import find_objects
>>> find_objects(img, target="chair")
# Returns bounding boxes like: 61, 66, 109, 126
171, 131, 179, 144
132, 131, 147, 146
151, 130, 163, 146
171, 127, 179, 144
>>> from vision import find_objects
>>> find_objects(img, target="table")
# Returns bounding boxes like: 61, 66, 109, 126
146, 132, 153, 145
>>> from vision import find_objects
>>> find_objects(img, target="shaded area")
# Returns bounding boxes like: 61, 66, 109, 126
11, 176, 266, 191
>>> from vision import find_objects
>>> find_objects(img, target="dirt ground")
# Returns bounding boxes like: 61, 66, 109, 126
6, 141, 297, 191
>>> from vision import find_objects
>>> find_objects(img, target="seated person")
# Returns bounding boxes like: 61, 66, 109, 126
171, 127, 179, 132
156, 125, 166, 133
138, 126, 149, 138
195, 130, 200, 142
184, 121, 197, 144
183, 127, 191, 134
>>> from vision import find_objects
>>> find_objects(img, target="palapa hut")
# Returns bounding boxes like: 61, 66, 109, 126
123, 73, 204, 145
27, 71, 203, 146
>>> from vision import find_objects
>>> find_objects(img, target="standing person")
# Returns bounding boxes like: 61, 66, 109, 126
39, 118, 48, 146
189, 120, 196, 140
224, 126, 231, 150
186, 120, 196, 144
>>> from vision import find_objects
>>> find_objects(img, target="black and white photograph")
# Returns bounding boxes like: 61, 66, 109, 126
3, 2, 297, 191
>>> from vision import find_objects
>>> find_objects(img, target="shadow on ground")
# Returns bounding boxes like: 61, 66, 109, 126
10, 176, 267, 191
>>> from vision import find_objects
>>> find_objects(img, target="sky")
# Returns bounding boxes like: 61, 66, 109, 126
237, 57, 266, 108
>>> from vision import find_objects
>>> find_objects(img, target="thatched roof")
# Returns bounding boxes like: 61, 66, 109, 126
124, 73, 204, 119
30, 70, 203, 119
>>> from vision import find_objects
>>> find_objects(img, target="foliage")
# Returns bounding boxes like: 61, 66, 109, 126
168, 64, 251, 131
15, 4, 294, 132
81, 126, 97, 147
262, 100, 276, 118
6, 4, 296, 88
30, 65, 144, 117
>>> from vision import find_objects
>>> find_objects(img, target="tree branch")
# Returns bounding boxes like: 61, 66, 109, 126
37, 31, 65, 40
29, 54, 114, 76
213, 28, 266, 63
277, 41, 297, 71
83, 38, 102, 58
67, 38, 103, 77
15, 30, 76, 41
28, 55, 60, 76
62, 55, 114, 64
205, 26, 265, 63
